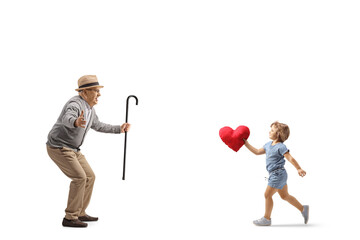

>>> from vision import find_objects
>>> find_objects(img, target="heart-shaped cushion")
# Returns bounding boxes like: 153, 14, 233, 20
219, 125, 250, 152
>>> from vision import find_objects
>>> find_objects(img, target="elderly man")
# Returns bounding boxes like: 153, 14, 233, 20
46, 75, 130, 227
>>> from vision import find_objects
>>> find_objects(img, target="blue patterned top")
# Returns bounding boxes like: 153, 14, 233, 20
263, 141, 289, 172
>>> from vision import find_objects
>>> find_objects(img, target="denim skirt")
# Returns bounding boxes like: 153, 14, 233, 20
268, 168, 287, 190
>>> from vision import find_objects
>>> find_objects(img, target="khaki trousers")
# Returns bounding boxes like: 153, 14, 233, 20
47, 145, 95, 220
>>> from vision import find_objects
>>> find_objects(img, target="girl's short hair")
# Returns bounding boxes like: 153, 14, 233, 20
271, 121, 290, 142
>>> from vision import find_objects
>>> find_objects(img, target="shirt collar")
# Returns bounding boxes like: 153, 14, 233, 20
79, 95, 92, 110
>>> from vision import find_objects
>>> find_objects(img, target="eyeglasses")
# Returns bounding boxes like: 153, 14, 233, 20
89, 89, 101, 93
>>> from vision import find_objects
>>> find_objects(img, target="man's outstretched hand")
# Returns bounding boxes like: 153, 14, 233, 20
75, 110, 86, 128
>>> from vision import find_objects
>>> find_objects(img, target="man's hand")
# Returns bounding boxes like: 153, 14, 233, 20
75, 110, 86, 128
121, 123, 131, 133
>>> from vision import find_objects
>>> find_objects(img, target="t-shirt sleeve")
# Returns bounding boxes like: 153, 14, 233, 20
279, 144, 289, 156
263, 142, 269, 152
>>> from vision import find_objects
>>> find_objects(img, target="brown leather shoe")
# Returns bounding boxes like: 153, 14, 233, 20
62, 218, 88, 227
78, 214, 98, 222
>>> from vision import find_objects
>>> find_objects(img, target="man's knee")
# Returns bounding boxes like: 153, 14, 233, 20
72, 174, 87, 186
87, 173, 96, 183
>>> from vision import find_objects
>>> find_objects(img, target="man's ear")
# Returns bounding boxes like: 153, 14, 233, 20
79, 90, 86, 98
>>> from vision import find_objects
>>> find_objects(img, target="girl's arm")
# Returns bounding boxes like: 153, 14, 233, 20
284, 152, 306, 177
243, 139, 265, 155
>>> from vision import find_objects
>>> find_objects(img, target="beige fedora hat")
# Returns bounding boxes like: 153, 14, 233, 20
75, 75, 104, 91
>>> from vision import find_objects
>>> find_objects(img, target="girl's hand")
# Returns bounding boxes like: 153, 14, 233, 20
298, 169, 306, 177
243, 138, 248, 145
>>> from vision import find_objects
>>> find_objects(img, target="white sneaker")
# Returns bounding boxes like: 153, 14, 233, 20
301, 205, 309, 224
253, 217, 271, 226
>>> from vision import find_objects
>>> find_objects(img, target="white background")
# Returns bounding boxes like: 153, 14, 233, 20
1, 0, 359, 239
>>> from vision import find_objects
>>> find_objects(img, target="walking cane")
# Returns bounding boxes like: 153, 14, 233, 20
122, 95, 138, 180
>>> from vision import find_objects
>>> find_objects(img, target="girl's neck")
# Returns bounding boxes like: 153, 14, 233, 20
271, 140, 281, 145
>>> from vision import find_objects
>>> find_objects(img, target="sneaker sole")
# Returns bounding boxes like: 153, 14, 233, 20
253, 222, 271, 226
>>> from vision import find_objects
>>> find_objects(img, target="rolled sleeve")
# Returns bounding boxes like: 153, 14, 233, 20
279, 144, 289, 156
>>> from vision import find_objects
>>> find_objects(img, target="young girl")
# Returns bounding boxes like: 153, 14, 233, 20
243, 121, 309, 226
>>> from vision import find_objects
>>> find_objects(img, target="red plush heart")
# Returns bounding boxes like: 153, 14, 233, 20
219, 125, 250, 152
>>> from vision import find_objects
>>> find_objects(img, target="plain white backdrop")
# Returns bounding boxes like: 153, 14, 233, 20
1, 0, 359, 239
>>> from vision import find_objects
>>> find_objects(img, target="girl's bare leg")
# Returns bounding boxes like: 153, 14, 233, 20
264, 186, 277, 220
277, 185, 303, 212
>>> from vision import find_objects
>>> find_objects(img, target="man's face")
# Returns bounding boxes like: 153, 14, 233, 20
83, 88, 101, 107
